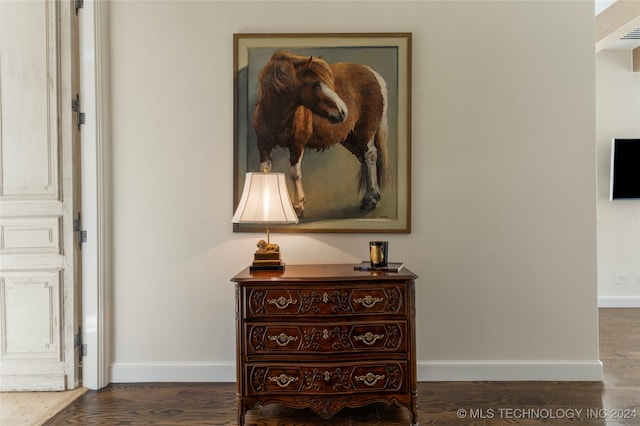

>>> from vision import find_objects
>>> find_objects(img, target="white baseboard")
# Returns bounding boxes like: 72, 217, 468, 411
598, 296, 640, 308
418, 360, 603, 381
110, 362, 236, 383
110, 360, 603, 383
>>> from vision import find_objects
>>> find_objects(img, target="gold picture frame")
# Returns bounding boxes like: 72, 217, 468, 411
233, 33, 412, 233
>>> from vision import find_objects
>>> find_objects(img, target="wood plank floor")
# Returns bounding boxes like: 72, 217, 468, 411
47, 308, 640, 425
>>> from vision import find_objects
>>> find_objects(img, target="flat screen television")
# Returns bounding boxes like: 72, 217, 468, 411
610, 138, 640, 200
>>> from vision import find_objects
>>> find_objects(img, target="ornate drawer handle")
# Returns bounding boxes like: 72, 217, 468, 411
355, 372, 385, 387
268, 333, 298, 346
269, 374, 299, 388
353, 295, 384, 308
267, 296, 297, 309
354, 332, 385, 346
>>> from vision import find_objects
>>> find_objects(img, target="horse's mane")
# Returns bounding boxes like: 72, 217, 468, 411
258, 51, 335, 95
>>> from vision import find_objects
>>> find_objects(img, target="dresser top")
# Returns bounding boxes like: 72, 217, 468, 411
231, 263, 417, 283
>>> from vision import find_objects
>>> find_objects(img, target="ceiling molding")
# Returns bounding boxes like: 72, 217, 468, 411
596, 0, 640, 52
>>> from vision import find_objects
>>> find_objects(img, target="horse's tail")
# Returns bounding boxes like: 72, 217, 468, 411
375, 101, 389, 190
373, 69, 389, 191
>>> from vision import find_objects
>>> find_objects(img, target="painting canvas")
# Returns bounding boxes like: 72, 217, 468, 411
233, 33, 412, 233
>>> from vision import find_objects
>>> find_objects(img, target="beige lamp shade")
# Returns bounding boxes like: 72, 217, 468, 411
232, 172, 299, 224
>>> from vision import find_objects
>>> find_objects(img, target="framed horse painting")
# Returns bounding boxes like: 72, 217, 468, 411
233, 33, 412, 233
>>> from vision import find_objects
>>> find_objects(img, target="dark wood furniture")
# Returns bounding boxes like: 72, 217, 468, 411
231, 263, 418, 425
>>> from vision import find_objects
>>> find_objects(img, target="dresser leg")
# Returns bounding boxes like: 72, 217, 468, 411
237, 401, 246, 425
410, 398, 418, 425
410, 411, 419, 426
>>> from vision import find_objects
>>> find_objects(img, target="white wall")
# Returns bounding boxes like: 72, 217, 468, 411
596, 50, 640, 307
107, 0, 601, 382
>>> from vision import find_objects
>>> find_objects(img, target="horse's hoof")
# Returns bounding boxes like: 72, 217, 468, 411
361, 192, 381, 210
295, 207, 304, 218
360, 198, 378, 210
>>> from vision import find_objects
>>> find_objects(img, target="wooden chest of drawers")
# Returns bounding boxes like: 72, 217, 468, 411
231, 263, 418, 425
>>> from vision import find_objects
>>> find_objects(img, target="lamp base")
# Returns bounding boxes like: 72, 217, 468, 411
250, 262, 285, 272
251, 251, 285, 271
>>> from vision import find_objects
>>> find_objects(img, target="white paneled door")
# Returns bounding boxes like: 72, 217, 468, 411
0, 0, 81, 391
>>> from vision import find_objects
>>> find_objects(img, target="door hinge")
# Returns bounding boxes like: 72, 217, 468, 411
73, 213, 87, 248
75, 0, 84, 15
74, 330, 87, 357
72, 94, 86, 131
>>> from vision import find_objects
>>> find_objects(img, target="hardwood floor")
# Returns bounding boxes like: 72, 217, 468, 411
47, 309, 640, 425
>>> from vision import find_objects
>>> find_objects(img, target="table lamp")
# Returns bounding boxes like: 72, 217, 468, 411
232, 171, 299, 270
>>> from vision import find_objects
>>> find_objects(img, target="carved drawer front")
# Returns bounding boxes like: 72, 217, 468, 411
350, 288, 401, 314
246, 362, 407, 395
246, 322, 407, 354
246, 285, 405, 318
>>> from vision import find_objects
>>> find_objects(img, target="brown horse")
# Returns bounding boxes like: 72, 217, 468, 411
253, 50, 389, 218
